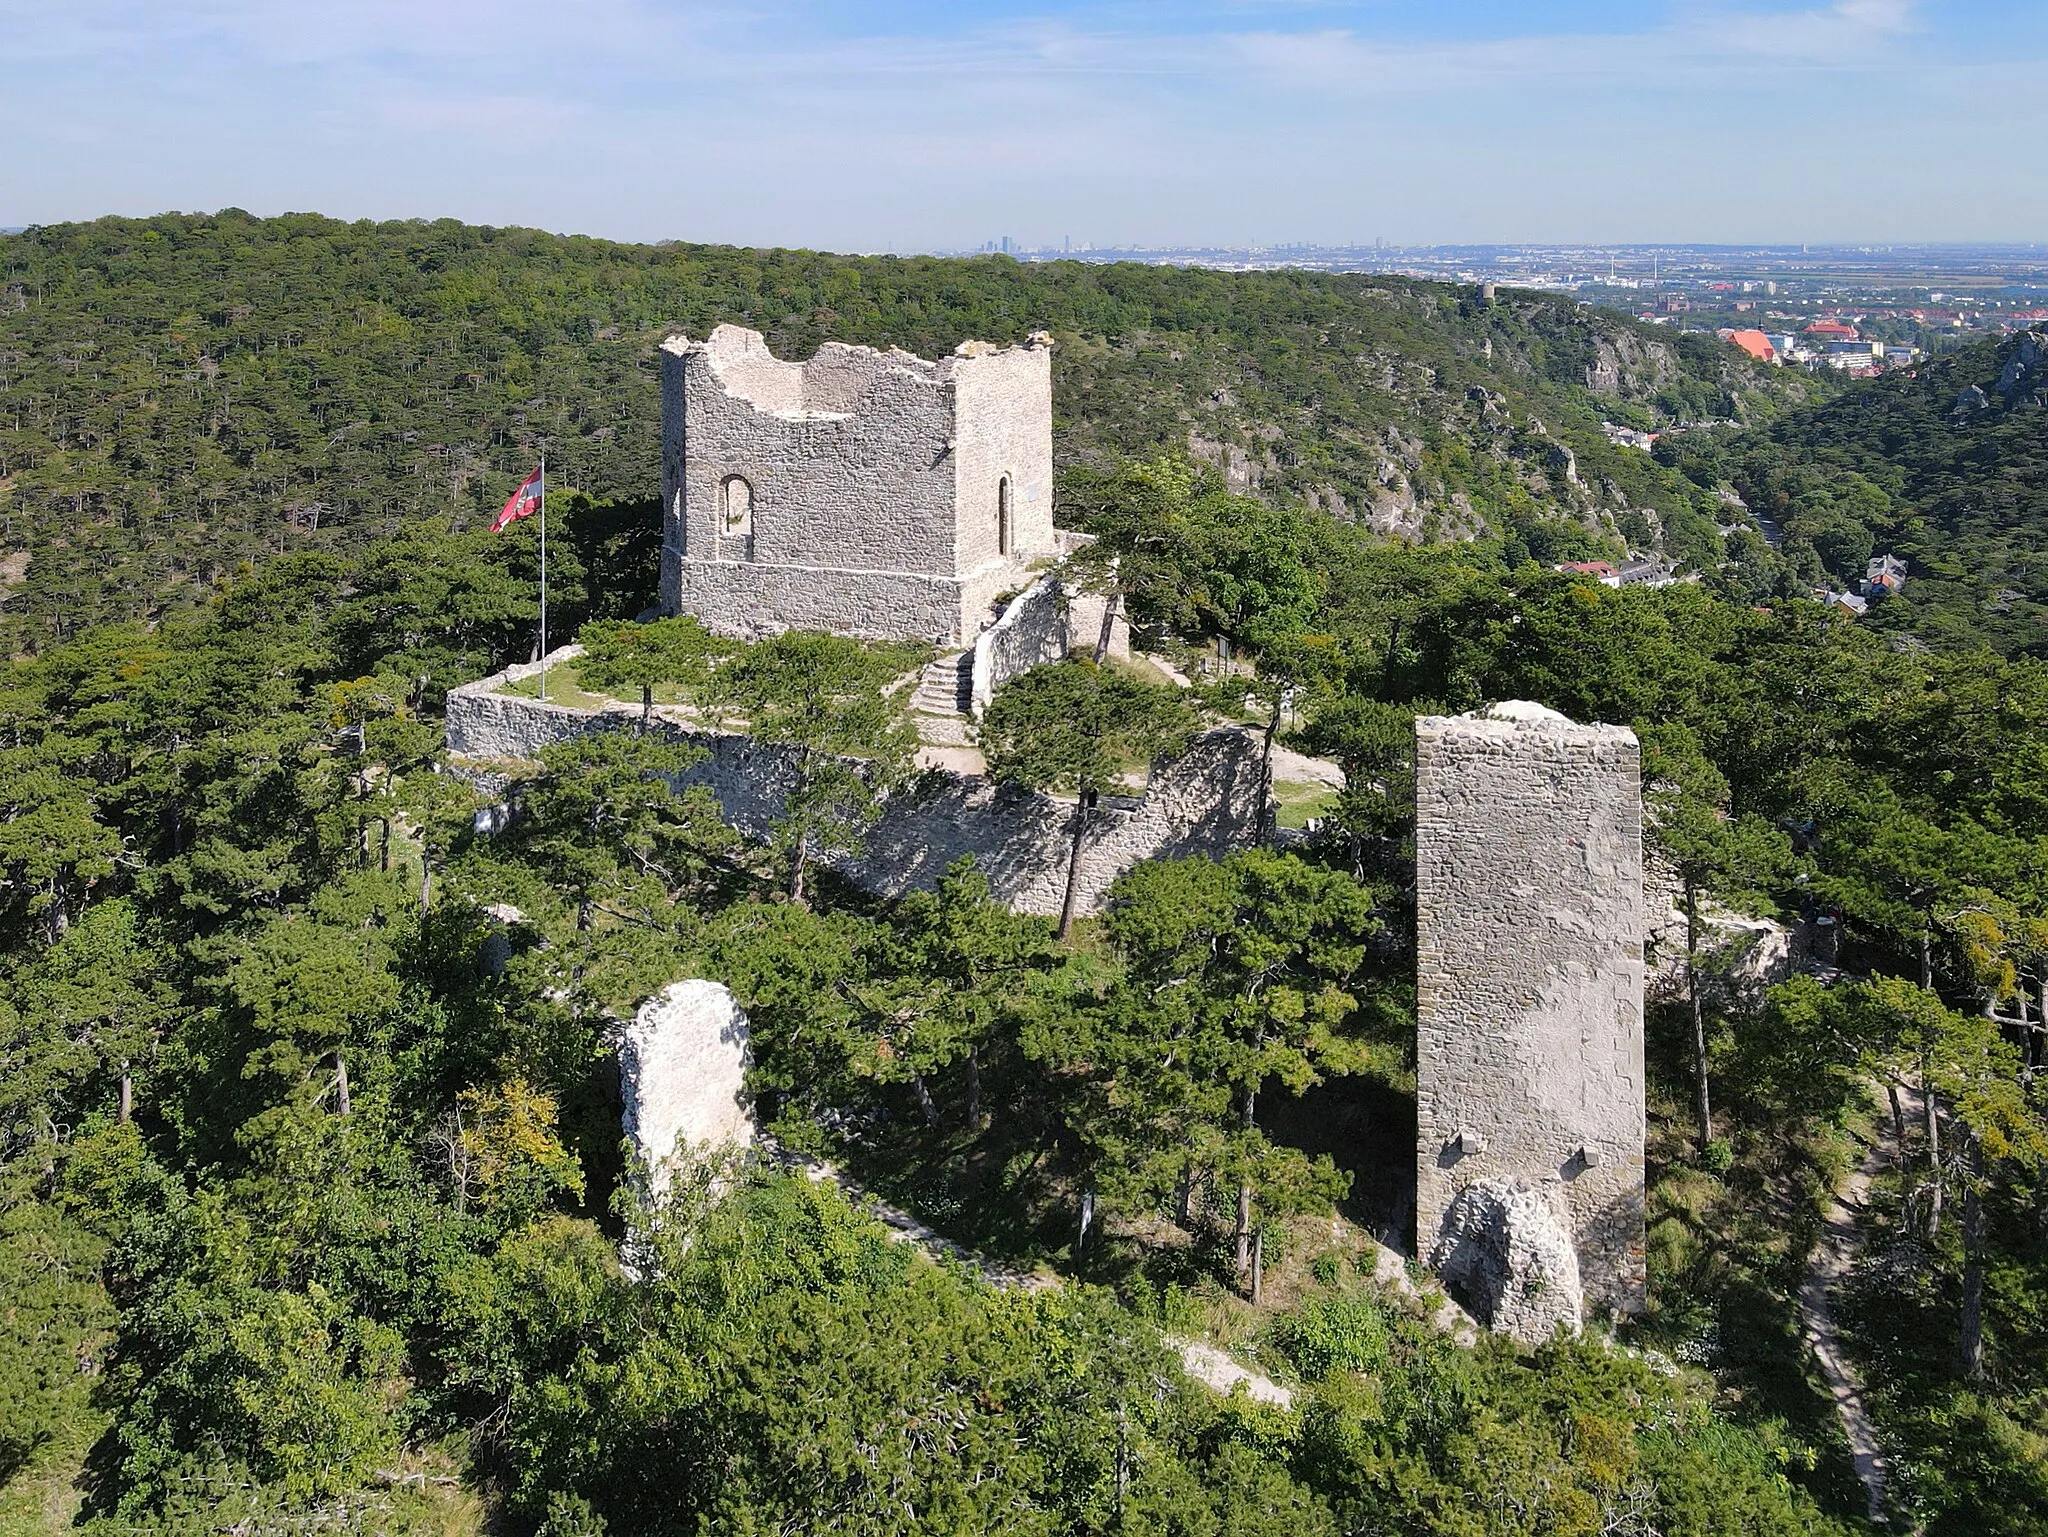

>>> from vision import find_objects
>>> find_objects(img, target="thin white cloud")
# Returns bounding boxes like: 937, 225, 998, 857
1219, 0, 1939, 102
0, 0, 2039, 246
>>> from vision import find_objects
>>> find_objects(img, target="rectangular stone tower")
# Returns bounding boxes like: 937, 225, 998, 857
1414, 703, 1646, 1317
659, 324, 1056, 645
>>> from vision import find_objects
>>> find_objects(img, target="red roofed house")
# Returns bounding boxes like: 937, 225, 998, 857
1806, 319, 1859, 341
1726, 329, 1777, 363
1557, 561, 1620, 588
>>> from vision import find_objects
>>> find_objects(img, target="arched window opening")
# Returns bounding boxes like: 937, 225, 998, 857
997, 475, 1014, 556
721, 475, 755, 559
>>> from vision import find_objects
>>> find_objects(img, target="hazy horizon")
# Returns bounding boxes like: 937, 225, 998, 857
5, 1, 2044, 251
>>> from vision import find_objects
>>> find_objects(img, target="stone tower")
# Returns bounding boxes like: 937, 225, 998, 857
1414, 702, 1646, 1320
659, 324, 1057, 645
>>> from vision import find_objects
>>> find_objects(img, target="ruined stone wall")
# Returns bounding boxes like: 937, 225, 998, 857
659, 325, 1054, 645
621, 980, 755, 1198
446, 660, 1261, 918
970, 574, 1070, 715
951, 339, 1056, 618
665, 561, 968, 645
1414, 704, 1646, 1317
967, 572, 1134, 716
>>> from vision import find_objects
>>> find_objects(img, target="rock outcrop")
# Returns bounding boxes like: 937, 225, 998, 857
620, 980, 755, 1196
1430, 1178, 1584, 1345
1996, 330, 2045, 404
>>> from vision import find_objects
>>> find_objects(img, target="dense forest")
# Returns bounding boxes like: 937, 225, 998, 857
0, 211, 1810, 647
4, 216, 2047, 1536
1659, 325, 2048, 651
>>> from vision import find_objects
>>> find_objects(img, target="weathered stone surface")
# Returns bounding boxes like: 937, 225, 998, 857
1430, 1178, 1584, 1344
1415, 702, 1646, 1317
620, 980, 755, 1195
659, 325, 1057, 646
966, 571, 1131, 716
1644, 851, 1796, 1011
446, 658, 1261, 920
970, 573, 1070, 716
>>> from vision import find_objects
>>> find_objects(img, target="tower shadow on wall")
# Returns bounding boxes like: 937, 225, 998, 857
1260, 1075, 1418, 1254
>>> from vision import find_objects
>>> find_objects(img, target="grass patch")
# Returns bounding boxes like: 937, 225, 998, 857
495, 661, 614, 711
1273, 780, 1341, 829
0, 1441, 92, 1537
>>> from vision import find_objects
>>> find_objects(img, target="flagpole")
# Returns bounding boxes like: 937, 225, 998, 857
538, 450, 548, 702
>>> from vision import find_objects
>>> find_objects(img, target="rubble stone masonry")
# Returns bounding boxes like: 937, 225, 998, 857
445, 654, 1261, 920
1414, 704, 1646, 1316
659, 325, 1057, 645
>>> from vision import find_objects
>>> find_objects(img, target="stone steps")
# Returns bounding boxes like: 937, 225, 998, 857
910, 651, 973, 716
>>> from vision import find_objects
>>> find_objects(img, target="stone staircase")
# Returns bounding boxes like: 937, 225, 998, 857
910, 651, 973, 716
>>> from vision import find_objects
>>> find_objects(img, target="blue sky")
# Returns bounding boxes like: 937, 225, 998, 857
3, 1, 2044, 249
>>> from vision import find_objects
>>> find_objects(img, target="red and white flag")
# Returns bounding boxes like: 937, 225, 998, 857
492, 464, 543, 533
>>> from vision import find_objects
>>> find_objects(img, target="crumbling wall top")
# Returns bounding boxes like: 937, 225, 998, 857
660, 324, 1053, 422
1417, 701, 1638, 748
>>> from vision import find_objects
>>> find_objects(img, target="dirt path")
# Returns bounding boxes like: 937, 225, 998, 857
1799, 1112, 1893, 1528
782, 1147, 1306, 1404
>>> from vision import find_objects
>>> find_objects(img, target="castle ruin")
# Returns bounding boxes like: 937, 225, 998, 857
1414, 703, 1646, 1325
452, 327, 1651, 1332
660, 324, 1061, 645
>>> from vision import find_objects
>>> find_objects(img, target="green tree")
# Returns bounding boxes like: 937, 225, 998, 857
977, 659, 1197, 937
1035, 851, 1383, 1292
575, 614, 732, 722
1295, 695, 1419, 881
11, 897, 174, 1126
0, 745, 120, 946
710, 632, 918, 903
1641, 723, 1795, 1151
1846, 977, 2047, 1376
516, 729, 733, 930
852, 857, 1059, 1130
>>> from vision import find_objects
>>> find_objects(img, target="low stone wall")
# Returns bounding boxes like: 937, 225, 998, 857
446, 654, 1261, 917
968, 573, 1135, 717
970, 575, 1069, 715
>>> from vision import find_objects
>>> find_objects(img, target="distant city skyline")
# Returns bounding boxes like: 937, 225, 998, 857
3, 2, 2044, 249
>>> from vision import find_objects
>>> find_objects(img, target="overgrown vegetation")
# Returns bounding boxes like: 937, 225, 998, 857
3, 217, 2044, 1535
1657, 325, 2048, 651
0, 210, 1808, 646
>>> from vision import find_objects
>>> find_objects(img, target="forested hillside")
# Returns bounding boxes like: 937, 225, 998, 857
6, 456, 2048, 1533
1659, 326, 2048, 651
6, 215, 2046, 1537
0, 211, 1806, 646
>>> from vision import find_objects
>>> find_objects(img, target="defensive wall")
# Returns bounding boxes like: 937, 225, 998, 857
968, 562, 1129, 716
446, 653, 1259, 918
1414, 703, 1646, 1318
659, 325, 1057, 646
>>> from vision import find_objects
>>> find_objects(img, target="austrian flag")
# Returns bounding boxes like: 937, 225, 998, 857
492, 465, 544, 532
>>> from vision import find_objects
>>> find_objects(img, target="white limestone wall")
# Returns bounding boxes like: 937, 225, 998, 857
846, 729, 1262, 913
968, 572, 1136, 717
620, 980, 755, 1198
667, 561, 968, 644
446, 664, 1262, 918
1414, 703, 1646, 1317
970, 575, 1071, 716
951, 336, 1056, 578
